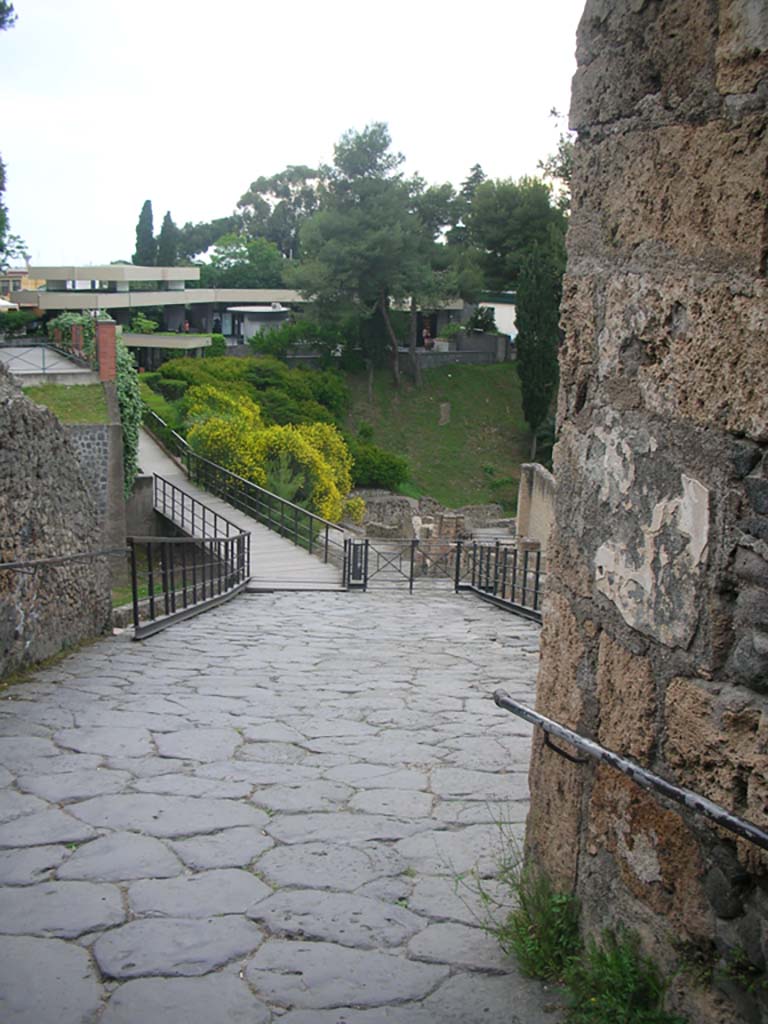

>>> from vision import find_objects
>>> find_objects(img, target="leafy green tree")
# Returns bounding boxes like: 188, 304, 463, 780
466, 176, 565, 291
289, 123, 436, 387
0, 2, 16, 30
156, 211, 179, 266
199, 233, 284, 289
539, 110, 575, 212
177, 216, 237, 262
237, 165, 321, 259
133, 200, 156, 266
515, 235, 565, 459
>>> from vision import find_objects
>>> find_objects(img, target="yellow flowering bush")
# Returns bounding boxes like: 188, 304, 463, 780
296, 422, 354, 497
343, 496, 366, 524
185, 385, 263, 431
252, 425, 344, 521
187, 416, 267, 485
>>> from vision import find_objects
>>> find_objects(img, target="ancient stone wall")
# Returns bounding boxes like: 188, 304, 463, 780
0, 367, 111, 677
526, 2, 768, 1020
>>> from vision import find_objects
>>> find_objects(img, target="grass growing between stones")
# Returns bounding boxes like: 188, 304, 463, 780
462, 826, 687, 1023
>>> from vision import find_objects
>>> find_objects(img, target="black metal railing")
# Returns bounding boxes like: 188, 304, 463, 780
461, 540, 545, 621
143, 409, 346, 564
342, 537, 545, 621
130, 475, 250, 639
0, 338, 92, 374
493, 689, 768, 853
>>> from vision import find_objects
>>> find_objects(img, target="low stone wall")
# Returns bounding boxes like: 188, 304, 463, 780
0, 366, 111, 678
515, 464, 555, 552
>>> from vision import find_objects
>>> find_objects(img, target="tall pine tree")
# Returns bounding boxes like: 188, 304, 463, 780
133, 200, 156, 266
156, 211, 179, 266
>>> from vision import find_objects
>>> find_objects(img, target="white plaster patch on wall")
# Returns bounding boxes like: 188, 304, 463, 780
594, 474, 710, 649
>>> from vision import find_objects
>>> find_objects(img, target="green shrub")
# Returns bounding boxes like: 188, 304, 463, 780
468, 306, 498, 332
140, 371, 162, 393
0, 310, 38, 335
565, 929, 686, 1024
205, 333, 227, 358
130, 312, 159, 334
154, 377, 188, 401
440, 322, 464, 339
349, 440, 408, 490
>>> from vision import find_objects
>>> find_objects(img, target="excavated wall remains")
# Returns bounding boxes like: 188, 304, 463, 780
526, 2, 768, 1020
0, 366, 111, 677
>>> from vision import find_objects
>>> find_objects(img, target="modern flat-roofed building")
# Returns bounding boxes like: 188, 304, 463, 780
15, 265, 305, 338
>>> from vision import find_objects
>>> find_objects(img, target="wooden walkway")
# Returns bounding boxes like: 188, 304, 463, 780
137, 430, 344, 591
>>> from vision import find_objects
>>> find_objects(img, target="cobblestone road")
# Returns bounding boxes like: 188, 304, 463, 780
0, 591, 563, 1023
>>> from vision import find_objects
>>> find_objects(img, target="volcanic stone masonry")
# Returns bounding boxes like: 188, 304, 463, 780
0, 366, 112, 677
526, 2, 768, 1021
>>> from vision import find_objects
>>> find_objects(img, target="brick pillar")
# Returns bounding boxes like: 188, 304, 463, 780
96, 319, 117, 382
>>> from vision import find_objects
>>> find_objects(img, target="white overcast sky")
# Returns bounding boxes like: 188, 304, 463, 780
1, 0, 584, 265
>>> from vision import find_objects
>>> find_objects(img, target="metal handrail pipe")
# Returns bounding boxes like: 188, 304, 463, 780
128, 535, 248, 544
0, 547, 128, 571
493, 689, 768, 854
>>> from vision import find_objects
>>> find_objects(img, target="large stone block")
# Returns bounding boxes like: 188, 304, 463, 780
526, 732, 584, 890
596, 633, 655, 761
586, 766, 712, 941
571, 0, 719, 130
534, 591, 588, 727
568, 117, 768, 275
663, 677, 768, 872
716, 0, 768, 94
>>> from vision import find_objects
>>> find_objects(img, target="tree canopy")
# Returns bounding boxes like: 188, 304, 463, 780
199, 233, 284, 289
466, 176, 566, 291
237, 166, 321, 259
0, 2, 15, 31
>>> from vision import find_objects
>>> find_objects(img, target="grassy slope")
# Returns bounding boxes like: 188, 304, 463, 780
346, 363, 529, 511
22, 383, 109, 424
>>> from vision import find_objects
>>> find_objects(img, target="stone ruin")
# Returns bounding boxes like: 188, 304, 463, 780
525, 2, 768, 1021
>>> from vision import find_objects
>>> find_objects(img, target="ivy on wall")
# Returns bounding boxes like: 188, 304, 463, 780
115, 341, 142, 497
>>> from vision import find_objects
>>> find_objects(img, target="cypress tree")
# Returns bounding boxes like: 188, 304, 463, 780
156, 211, 179, 267
133, 200, 156, 266
515, 239, 564, 459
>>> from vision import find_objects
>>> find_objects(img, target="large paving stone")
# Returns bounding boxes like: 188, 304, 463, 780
257, 841, 404, 891
419, 971, 563, 1023
53, 726, 153, 757
0, 765, 13, 786
197, 760, 316, 786
129, 868, 271, 917
170, 826, 274, 869
349, 788, 433, 818
0, 789, 49, 823
93, 916, 265, 978
0, 808, 97, 849
57, 832, 184, 881
0, 880, 125, 937
430, 766, 529, 802
0, 844, 69, 885
0, 935, 104, 1024
132, 773, 252, 799
323, 764, 428, 790
0, 736, 59, 766
395, 825, 520, 877
250, 780, 353, 813
249, 889, 424, 948
408, 875, 509, 927
154, 728, 242, 762
17, 768, 131, 803
408, 921, 512, 971
266, 811, 428, 845
100, 975, 271, 1024
239, 740, 307, 763
68, 794, 267, 837
279, 1009, 433, 1024
245, 939, 449, 1008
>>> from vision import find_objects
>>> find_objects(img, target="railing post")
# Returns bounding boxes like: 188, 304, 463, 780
363, 539, 370, 592
533, 549, 542, 611
129, 539, 140, 630
471, 542, 478, 587
147, 542, 156, 620
522, 549, 530, 607
493, 541, 500, 595
454, 539, 462, 592
409, 539, 417, 593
